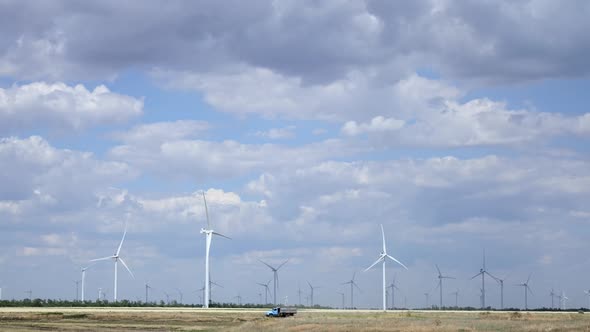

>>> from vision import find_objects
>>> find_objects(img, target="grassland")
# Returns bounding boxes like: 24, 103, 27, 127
1, 307, 589, 331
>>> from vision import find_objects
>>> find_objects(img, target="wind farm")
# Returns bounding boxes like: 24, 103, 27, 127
2, 1, 590, 331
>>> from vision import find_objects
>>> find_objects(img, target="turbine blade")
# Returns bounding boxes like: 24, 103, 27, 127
116, 225, 128, 256
118, 258, 135, 279
353, 282, 362, 292
526, 272, 532, 284
470, 272, 483, 280
436, 264, 441, 276
527, 286, 533, 295
202, 192, 210, 229
276, 259, 289, 271
380, 224, 387, 253
212, 231, 231, 240
386, 254, 408, 270
352, 271, 356, 281
258, 259, 275, 271
485, 271, 499, 281
90, 256, 114, 262
364, 256, 383, 272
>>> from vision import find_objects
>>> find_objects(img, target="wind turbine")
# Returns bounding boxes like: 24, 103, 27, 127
234, 294, 242, 305
364, 224, 408, 312
259, 259, 289, 305
337, 292, 345, 309
24, 290, 32, 300
550, 288, 556, 309
307, 281, 320, 307
256, 280, 271, 304
470, 249, 495, 309
584, 290, 590, 309
559, 291, 568, 310
424, 292, 430, 308
490, 273, 508, 310
74, 280, 80, 301
80, 264, 94, 302
515, 273, 533, 310
435, 264, 455, 308
297, 284, 303, 306
90, 224, 135, 302
176, 288, 183, 304
145, 283, 154, 303
342, 272, 361, 309
199, 191, 231, 308
387, 276, 399, 309
450, 289, 459, 307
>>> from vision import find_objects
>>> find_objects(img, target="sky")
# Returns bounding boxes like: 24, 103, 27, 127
1, 0, 590, 309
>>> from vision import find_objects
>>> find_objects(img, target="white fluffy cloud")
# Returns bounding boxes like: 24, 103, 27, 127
0, 82, 143, 134
0, 136, 135, 216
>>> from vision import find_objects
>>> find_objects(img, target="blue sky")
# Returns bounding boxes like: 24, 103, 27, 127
1, 0, 590, 309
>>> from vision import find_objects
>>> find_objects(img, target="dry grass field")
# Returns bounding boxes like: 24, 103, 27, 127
1, 308, 589, 331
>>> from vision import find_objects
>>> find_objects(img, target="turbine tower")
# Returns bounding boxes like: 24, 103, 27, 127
90, 224, 135, 301
584, 290, 590, 309
342, 272, 361, 309
470, 249, 495, 309
364, 224, 408, 312
515, 273, 533, 310
259, 259, 289, 305
200, 191, 231, 308
550, 288, 556, 309
256, 279, 271, 304
74, 280, 80, 301
424, 292, 430, 308
435, 264, 455, 308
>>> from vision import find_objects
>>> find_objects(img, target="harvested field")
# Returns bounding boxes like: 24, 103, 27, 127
1, 308, 589, 331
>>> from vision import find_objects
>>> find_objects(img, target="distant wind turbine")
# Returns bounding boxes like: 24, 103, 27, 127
424, 292, 430, 308
259, 259, 289, 305
337, 292, 345, 309
74, 280, 80, 301
515, 273, 533, 310
145, 283, 154, 303
200, 191, 231, 308
364, 224, 408, 312
559, 291, 568, 310
550, 288, 556, 309
435, 264, 455, 308
450, 289, 459, 307
342, 272, 361, 309
584, 290, 590, 309
90, 224, 135, 301
470, 249, 495, 309
307, 281, 320, 307
80, 264, 94, 302
490, 273, 509, 310
256, 279, 271, 304
387, 276, 399, 309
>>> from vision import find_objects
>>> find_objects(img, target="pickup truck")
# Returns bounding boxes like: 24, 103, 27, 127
265, 307, 297, 317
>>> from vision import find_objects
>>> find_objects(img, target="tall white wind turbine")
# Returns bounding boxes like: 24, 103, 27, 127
364, 224, 408, 311
90, 225, 135, 301
200, 192, 231, 308
435, 264, 455, 308
259, 259, 289, 305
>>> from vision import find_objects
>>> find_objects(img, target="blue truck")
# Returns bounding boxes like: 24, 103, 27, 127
265, 307, 297, 317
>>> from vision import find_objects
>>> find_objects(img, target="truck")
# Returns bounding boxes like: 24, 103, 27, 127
265, 307, 297, 317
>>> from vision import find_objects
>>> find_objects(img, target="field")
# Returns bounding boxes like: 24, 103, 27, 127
1, 307, 590, 331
